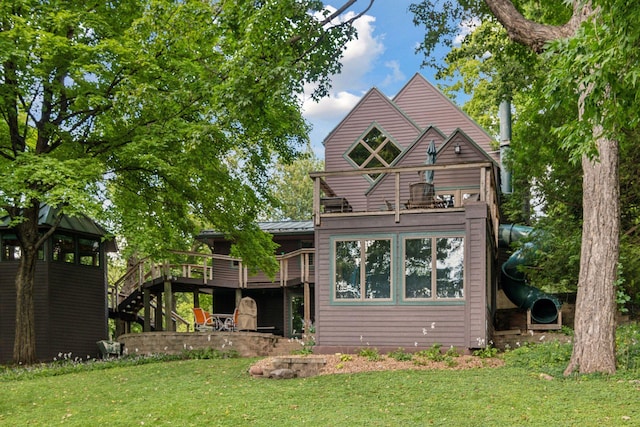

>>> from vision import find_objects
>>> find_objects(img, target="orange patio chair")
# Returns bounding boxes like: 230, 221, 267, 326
193, 307, 217, 331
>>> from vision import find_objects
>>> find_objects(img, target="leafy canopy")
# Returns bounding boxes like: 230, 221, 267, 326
0, 0, 360, 273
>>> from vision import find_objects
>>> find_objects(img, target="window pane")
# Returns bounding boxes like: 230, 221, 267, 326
347, 142, 372, 167
335, 240, 361, 299
404, 238, 432, 298
53, 234, 75, 263
364, 239, 391, 299
2, 234, 22, 261
378, 142, 402, 165
436, 237, 464, 298
362, 127, 385, 150
79, 238, 100, 266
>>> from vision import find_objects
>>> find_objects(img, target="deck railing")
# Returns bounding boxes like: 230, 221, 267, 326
310, 162, 501, 244
108, 248, 316, 312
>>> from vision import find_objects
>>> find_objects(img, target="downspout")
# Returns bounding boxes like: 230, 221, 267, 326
499, 100, 513, 194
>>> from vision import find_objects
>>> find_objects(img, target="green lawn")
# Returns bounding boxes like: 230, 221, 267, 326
0, 357, 638, 426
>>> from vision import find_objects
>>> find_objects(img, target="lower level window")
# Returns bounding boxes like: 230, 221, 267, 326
404, 236, 464, 300
334, 238, 392, 300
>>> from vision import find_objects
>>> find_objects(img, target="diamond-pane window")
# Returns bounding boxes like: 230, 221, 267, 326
347, 127, 402, 180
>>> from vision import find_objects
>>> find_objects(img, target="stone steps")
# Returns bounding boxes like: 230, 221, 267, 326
269, 337, 305, 356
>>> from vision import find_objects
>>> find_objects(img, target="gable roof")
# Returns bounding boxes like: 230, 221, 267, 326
392, 73, 496, 156
321, 87, 420, 147
439, 128, 499, 167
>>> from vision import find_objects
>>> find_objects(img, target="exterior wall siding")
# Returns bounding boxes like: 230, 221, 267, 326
392, 75, 497, 160
0, 260, 107, 363
314, 207, 490, 351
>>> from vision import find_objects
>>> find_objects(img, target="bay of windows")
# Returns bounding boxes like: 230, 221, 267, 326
332, 234, 464, 303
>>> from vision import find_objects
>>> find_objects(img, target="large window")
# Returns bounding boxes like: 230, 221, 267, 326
346, 126, 402, 180
403, 236, 464, 300
334, 238, 392, 300
1, 234, 45, 261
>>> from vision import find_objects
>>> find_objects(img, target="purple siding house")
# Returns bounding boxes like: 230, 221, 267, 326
198, 74, 505, 352
309, 74, 501, 353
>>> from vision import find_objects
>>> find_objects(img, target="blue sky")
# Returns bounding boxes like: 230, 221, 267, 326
302, 1, 468, 158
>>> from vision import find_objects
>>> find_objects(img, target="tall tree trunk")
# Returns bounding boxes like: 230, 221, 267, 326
564, 125, 619, 375
13, 246, 38, 364
12, 205, 41, 364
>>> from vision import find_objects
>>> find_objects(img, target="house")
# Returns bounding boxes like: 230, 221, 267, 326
0, 206, 114, 363
194, 74, 503, 353
309, 74, 501, 353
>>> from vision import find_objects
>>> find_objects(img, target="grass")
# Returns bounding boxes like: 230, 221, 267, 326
0, 355, 639, 426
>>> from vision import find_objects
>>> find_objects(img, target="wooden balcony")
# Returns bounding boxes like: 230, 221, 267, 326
310, 162, 500, 244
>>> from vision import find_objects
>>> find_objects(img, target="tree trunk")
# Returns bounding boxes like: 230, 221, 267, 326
12, 205, 42, 365
564, 125, 619, 375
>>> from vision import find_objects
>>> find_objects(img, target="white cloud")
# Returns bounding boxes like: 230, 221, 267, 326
380, 60, 405, 87
453, 17, 481, 46
302, 7, 385, 123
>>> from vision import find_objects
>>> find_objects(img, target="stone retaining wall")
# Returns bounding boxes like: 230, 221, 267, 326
118, 331, 278, 357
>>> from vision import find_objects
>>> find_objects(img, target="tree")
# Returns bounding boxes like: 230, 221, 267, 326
0, 0, 372, 365
262, 144, 324, 221
412, 0, 640, 374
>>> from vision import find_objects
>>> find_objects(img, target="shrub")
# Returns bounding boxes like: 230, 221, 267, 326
616, 322, 640, 371
472, 345, 499, 359
358, 347, 383, 361
388, 348, 413, 362
415, 343, 444, 362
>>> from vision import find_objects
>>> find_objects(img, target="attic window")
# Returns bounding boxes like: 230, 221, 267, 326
347, 127, 401, 180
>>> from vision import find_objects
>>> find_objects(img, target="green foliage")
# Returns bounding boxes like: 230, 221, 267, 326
357, 347, 382, 361
415, 343, 444, 362
0, 0, 360, 268
616, 323, 640, 371
263, 144, 323, 221
388, 348, 413, 362
339, 354, 353, 362
472, 345, 499, 359
503, 341, 573, 376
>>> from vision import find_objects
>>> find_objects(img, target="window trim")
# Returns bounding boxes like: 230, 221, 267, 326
344, 123, 403, 183
330, 233, 396, 305
399, 232, 465, 304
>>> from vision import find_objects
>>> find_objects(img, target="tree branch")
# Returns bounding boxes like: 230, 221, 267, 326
484, 0, 594, 52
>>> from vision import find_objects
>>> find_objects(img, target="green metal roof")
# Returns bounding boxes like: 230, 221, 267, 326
1, 205, 110, 237
197, 220, 314, 239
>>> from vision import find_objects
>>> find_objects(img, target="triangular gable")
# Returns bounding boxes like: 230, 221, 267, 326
393, 74, 496, 159
322, 87, 420, 148
437, 128, 498, 167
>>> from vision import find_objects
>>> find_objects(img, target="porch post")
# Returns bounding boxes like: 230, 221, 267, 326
304, 281, 311, 335
154, 293, 163, 331
303, 252, 311, 334
164, 279, 174, 332
193, 290, 200, 308
143, 287, 151, 332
